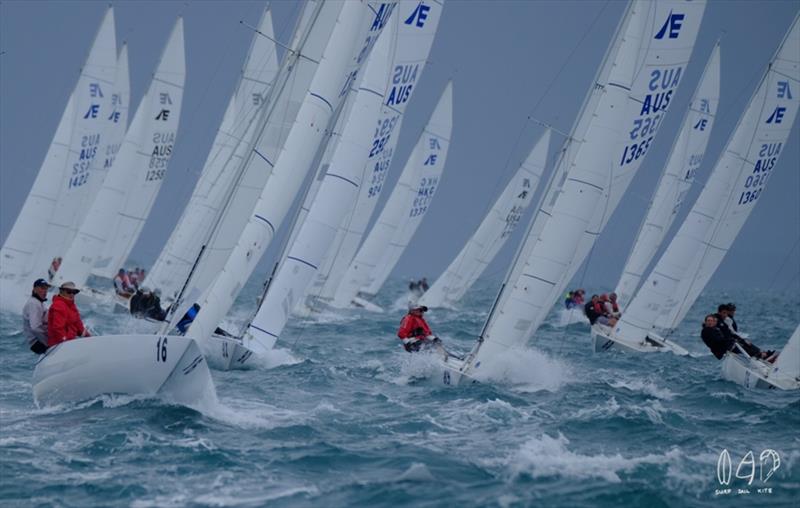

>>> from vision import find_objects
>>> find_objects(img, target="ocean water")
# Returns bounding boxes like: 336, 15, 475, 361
1, 277, 798, 507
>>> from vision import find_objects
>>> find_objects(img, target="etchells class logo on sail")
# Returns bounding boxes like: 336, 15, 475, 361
654, 10, 684, 40
404, 2, 431, 28
715, 448, 780, 497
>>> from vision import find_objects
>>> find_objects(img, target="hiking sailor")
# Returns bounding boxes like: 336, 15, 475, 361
22, 278, 50, 354
397, 304, 442, 352
47, 257, 61, 280
700, 314, 774, 361
48, 281, 90, 347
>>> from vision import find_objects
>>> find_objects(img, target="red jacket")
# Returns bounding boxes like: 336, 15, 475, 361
397, 313, 432, 340
48, 295, 87, 346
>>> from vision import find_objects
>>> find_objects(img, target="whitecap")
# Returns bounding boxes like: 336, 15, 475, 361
609, 379, 676, 400
471, 346, 573, 392
509, 432, 680, 483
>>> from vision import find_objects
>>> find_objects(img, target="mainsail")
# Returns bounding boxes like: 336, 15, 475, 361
146, 8, 280, 301
465, 0, 706, 371
180, 1, 397, 347
419, 129, 550, 309
55, 18, 186, 287
614, 43, 720, 308
0, 7, 117, 312
333, 81, 453, 305
615, 14, 800, 341
239, 20, 395, 352
91, 18, 187, 278
306, 0, 444, 305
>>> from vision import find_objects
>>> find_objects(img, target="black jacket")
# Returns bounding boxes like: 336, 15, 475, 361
701, 326, 734, 360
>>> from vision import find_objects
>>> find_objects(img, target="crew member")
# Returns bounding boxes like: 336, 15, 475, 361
397, 304, 440, 352
48, 282, 90, 347
700, 314, 773, 361
22, 278, 50, 354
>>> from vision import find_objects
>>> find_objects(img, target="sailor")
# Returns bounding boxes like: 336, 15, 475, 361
724, 303, 738, 332
584, 294, 601, 324
113, 268, 135, 297
48, 281, 90, 347
574, 289, 585, 306
47, 257, 62, 280
129, 287, 147, 317
564, 291, 575, 309
420, 277, 429, 292
607, 292, 621, 318
146, 288, 167, 321
22, 278, 50, 354
408, 279, 419, 293
700, 314, 773, 361
397, 304, 441, 352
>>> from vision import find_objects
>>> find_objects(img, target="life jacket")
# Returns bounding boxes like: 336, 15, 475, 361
593, 301, 605, 316
397, 314, 432, 339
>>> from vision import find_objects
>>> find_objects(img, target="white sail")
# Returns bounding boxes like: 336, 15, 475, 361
182, 1, 396, 349
614, 43, 720, 308
241, 21, 394, 351
466, 0, 706, 370
75, 43, 132, 230
334, 81, 453, 305
0, 7, 117, 312
306, 0, 444, 304
146, 9, 280, 301
420, 129, 550, 309
54, 18, 186, 288
774, 324, 800, 382
91, 18, 186, 278
162, 0, 340, 315
616, 14, 800, 340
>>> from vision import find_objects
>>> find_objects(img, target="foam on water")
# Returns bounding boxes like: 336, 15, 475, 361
472, 346, 573, 392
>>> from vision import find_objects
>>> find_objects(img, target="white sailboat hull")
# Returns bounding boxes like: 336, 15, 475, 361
591, 325, 689, 356
720, 353, 799, 391
32, 335, 215, 406
199, 333, 255, 371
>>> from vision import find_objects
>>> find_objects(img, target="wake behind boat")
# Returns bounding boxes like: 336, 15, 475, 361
32, 334, 215, 407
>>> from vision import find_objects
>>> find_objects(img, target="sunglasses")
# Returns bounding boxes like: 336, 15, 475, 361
62, 289, 80, 295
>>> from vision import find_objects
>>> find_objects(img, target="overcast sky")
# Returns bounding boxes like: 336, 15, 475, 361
1, 0, 798, 296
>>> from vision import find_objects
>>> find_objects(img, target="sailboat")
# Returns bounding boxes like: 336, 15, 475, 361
145, 8, 280, 306
721, 324, 800, 390
53, 18, 186, 299
0, 7, 117, 314
594, 14, 799, 357
303, 0, 444, 312
430, 0, 707, 385
331, 81, 453, 312
419, 130, 550, 310
168, 1, 396, 368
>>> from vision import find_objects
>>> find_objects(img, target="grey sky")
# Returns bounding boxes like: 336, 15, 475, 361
1, 0, 798, 296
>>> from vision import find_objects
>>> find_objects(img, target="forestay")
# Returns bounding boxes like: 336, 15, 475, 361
614, 43, 720, 308
182, 1, 396, 347
55, 18, 185, 288
420, 130, 550, 309
334, 82, 452, 304
91, 19, 186, 279
466, 0, 706, 370
616, 15, 800, 340
0, 7, 117, 312
241, 21, 394, 353
306, 0, 445, 305
146, 9, 280, 302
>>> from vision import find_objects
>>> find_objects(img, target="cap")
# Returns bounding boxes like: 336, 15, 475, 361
409, 303, 428, 312
33, 278, 50, 288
